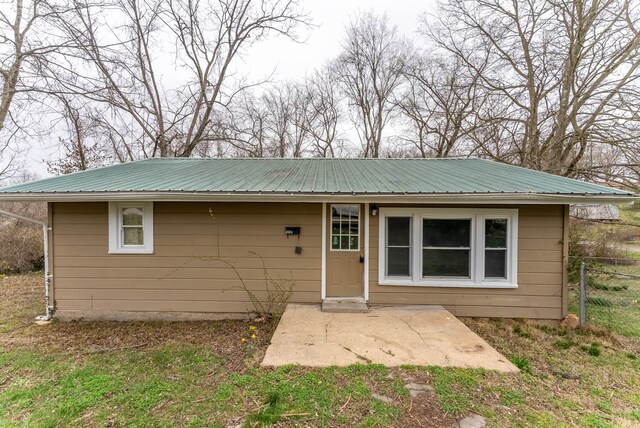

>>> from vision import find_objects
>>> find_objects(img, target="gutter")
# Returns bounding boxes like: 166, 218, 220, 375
0, 209, 53, 321
0, 191, 636, 204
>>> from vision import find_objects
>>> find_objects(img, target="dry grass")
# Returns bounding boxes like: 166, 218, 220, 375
2, 274, 640, 427
0, 273, 42, 333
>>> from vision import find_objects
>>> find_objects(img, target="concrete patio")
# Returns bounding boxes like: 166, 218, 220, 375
262, 304, 518, 372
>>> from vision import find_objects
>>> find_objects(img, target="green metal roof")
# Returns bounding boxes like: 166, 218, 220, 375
0, 158, 633, 201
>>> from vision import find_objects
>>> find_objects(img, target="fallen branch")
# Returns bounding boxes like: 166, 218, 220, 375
279, 412, 312, 418
338, 395, 351, 413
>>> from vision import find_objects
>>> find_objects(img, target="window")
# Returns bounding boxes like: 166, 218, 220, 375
484, 218, 508, 279
386, 217, 411, 276
331, 204, 359, 250
422, 219, 471, 277
379, 208, 518, 288
108, 202, 154, 254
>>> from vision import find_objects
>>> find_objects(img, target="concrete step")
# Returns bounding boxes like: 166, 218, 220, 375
322, 298, 369, 313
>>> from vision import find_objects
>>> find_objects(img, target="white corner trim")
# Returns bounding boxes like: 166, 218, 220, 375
364, 202, 370, 302
108, 201, 154, 254
321, 202, 327, 300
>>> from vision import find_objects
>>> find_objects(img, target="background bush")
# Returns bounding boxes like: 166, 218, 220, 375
0, 201, 46, 274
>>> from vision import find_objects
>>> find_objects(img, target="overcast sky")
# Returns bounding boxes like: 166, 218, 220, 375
29, 0, 437, 178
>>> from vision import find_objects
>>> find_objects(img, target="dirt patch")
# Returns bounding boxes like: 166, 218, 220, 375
0, 274, 276, 371
398, 402, 456, 428
393, 369, 457, 428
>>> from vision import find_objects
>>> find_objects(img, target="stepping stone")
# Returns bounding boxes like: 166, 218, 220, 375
372, 393, 393, 404
404, 382, 434, 397
456, 413, 487, 428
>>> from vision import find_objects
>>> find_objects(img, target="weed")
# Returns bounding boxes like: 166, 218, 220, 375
497, 388, 525, 407
592, 283, 629, 292
513, 324, 532, 338
581, 342, 602, 357
588, 297, 614, 307
579, 414, 615, 428
554, 338, 576, 350
508, 355, 531, 373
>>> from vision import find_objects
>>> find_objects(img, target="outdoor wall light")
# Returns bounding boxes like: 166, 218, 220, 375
370, 204, 379, 216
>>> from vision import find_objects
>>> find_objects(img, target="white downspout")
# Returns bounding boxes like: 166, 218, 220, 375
321, 202, 327, 301
0, 209, 53, 321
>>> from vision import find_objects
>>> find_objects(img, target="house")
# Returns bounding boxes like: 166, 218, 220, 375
570, 204, 620, 222
0, 158, 634, 321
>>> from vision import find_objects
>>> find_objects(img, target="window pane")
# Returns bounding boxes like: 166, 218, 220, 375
348, 205, 359, 219
331, 206, 340, 220
123, 227, 144, 245
330, 205, 359, 251
423, 249, 470, 277
485, 249, 507, 278
122, 207, 143, 226
387, 217, 411, 246
485, 219, 507, 248
423, 219, 470, 247
388, 247, 411, 276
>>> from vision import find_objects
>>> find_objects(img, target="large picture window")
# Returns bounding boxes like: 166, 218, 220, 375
379, 208, 518, 288
109, 202, 154, 254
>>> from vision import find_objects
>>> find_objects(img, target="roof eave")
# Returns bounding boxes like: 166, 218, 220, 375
0, 191, 635, 204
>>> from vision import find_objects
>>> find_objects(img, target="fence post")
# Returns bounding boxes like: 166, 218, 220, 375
579, 261, 587, 326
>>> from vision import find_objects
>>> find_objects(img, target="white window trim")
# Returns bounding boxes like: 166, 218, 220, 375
108, 201, 154, 254
378, 207, 518, 288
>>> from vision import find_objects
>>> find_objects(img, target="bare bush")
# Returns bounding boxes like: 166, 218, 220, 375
0, 200, 45, 273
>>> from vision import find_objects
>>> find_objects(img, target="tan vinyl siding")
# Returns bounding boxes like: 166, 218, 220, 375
52, 201, 567, 320
368, 205, 566, 319
52, 202, 322, 317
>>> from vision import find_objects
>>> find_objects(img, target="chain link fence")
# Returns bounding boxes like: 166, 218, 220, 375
570, 256, 640, 336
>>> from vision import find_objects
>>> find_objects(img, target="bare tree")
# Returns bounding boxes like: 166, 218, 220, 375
44, 0, 309, 161
332, 12, 411, 158
0, 0, 66, 179
397, 55, 487, 157
425, 0, 640, 176
261, 82, 310, 157
46, 95, 112, 174
221, 82, 312, 157
304, 69, 344, 157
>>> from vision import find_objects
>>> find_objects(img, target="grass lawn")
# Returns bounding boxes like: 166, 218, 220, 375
1, 274, 639, 427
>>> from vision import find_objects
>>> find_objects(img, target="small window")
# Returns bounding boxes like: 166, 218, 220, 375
484, 218, 508, 279
386, 217, 412, 276
331, 204, 359, 250
109, 202, 154, 254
